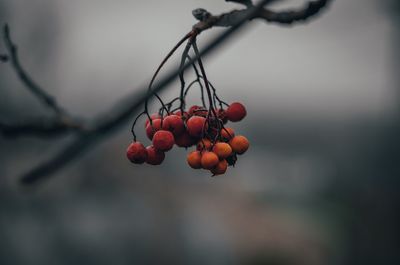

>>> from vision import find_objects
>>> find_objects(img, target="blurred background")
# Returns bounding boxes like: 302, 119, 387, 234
0, 0, 399, 264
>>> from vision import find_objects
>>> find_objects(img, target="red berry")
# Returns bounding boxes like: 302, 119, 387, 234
175, 130, 196, 148
196, 138, 212, 151
174, 110, 189, 120
145, 118, 162, 140
152, 130, 175, 151
146, 146, 165, 165
188, 105, 201, 116
126, 142, 148, 164
189, 105, 207, 117
145, 113, 161, 128
226, 102, 247, 122
186, 116, 207, 138
162, 115, 185, 136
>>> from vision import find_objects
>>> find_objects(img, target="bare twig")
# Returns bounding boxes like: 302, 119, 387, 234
1, 24, 86, 137
178, 38, 195, 113
3, 24, 67, 116
0, 0, 332, 184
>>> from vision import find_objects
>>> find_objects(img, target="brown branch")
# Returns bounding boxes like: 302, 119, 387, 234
192, 0, 331, 31
0, 0, 332, 185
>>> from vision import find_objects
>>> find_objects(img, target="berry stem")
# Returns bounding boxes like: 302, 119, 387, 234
187, 55, 207, 108
192, 39, 217, 116
178, 38, 195, 114
130, 111, 147, 141
144, 31, 196, 120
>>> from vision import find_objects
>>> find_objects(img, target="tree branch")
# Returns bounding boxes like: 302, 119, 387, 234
193, 0, 331, 30
3, 24, 67, 116
0, 118, 85, 138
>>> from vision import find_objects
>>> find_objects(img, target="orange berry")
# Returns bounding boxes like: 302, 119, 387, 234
196, 138, 212, 151
162, 114, 185, 136
211, 159, 228, 175
226, 102, 247, 122
145, 118, 162, 140
146, 145, 165, 165
126, 142, 148, 164
220, 127, 235, 141
229, 135, 249, 154
187, 151, 202, 169
201, 151, 219, 169
186, 116, 207, 138
212, 142, 232, 159
152, 130, 175, 151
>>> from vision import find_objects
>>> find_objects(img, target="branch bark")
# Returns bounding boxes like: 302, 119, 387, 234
192, 0, 330, 30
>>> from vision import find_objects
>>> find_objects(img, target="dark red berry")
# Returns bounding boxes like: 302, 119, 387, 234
126, 142, 148, 164
226, 102, 247, 122
162, 115, 185, 136
145, 118, 162, 140
152, 130, 175, 151
146, 145, 165, 165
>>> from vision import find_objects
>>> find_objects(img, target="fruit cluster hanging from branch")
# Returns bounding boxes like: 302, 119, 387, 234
126, 32, 249, 175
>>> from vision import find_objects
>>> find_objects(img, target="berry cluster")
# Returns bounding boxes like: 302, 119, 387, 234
126, 31, 250, 176
126, 102, 249, 175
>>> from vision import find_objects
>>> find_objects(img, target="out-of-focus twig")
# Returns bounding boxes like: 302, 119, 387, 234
3, 25, 66, 116
0, 118, 85, 138
1, 25, 85, 137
